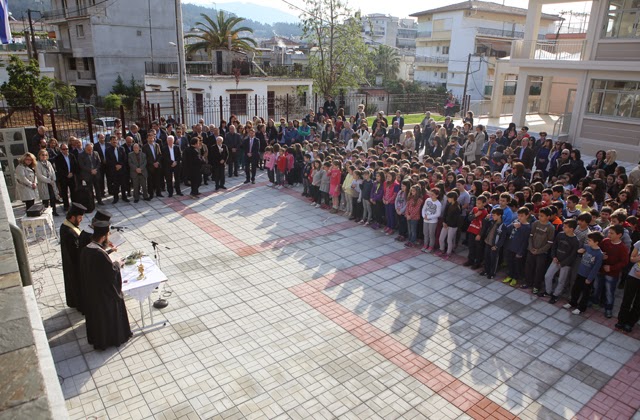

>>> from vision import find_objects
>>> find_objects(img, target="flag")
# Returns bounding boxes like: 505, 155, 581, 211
0, 0, 11, 45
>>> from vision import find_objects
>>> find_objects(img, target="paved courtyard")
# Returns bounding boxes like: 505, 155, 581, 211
26, 171, 640, 420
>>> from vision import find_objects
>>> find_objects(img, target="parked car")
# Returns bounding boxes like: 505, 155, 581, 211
93, 117, 117, 133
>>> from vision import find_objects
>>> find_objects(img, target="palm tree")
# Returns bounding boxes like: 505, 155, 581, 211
373, 45, 400, 81
185, 11, 257, 58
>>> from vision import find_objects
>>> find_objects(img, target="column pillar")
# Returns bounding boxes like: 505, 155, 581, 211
522, 0, 542, 59
539, 76, 553, 114
513, 70, 531, 127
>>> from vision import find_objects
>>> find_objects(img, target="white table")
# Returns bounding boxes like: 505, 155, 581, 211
121, 256, 168, 327
19, 208, 58, 253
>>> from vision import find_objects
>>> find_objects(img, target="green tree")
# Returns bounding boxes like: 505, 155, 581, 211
0, 55, 54, 108
185, 11, 257, 58
51, 80, 77, 106
103, 94, 122, 110
111, 75, 143, 110
370, 45, 400, 82
298, 0, 370, 97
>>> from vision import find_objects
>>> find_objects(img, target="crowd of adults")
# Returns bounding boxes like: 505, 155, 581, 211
15, 98, 640, 348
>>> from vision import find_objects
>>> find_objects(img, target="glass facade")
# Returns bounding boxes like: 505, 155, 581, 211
587, 79, 640, 119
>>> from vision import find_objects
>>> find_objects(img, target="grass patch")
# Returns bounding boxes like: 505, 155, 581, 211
365, 113, 445, 127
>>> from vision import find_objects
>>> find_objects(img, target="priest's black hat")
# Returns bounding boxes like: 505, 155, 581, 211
92, 221, 110, 236
94, 209, 112, 222
69, 202, 87, 216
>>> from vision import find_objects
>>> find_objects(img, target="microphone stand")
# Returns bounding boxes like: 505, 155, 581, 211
150, 240, 170, 309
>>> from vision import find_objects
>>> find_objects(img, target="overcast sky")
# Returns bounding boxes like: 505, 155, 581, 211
184, 0, 592, 20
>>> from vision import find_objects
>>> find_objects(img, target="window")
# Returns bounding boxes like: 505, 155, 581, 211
76, 24, 84, 38
136, 30, 142, 36
195, 93, 204, 114
450, 73, 455, 79
587, 79, 640, 119
442, 46, 450, 55
440, 72, 447, 79
68, 58, 77, 70
229, 94, 247, 115
82, 57, 90, 70
603, 0, 640, 38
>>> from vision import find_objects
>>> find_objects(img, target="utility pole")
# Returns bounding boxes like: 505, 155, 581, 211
174, 0, 187, 115
28, 9, 38, 60
462, 53, 472, 116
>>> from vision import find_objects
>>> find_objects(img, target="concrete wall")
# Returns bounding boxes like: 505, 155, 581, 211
0, 170, 67, 419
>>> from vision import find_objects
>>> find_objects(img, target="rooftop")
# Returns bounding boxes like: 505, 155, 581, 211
410, 0, 561, 21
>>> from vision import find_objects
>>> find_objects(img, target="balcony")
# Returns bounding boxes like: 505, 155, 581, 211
416, 30, 451, 40
145, 61, 312, 78
0, 39, 58, 52
511, 39, 587, 61
414, 56, 449, 66
42, 6, 90, 21
476, 27, 547, 41
417, 31, 432, 39
67, 69, 95, 83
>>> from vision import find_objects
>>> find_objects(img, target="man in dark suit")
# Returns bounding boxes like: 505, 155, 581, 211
243, 128, 260, 184
93, 133, 109, 197
105, 135, 129, 203
387, 121, 402, 145
30, 126, 48, 155
54, 142, 79, 210
391, 110, 405, 130
161, 135, 183, 197
151, 121, 168, 146
127, 124, 143, 145
77, 142, 104, 205
224, 125, 242, 177
142, 132, 163, 199
183, 137, 202, 197
514, 137, 535, 170
210, 135, 229, 190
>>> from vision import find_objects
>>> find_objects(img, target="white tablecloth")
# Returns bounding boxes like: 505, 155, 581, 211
121, 257, 168, 303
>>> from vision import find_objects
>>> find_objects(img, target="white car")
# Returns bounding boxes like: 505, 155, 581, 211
93, 117, 118, 134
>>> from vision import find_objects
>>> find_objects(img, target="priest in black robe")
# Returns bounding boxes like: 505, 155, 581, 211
79, 221, 132, 350
60, 202, 87, 311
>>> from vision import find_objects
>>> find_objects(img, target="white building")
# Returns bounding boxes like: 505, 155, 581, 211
143, 56, 313, 127
361, 14, 417, 51
507, 0, 640, 163
410, 1, 559, 100
43, 0, 178, 99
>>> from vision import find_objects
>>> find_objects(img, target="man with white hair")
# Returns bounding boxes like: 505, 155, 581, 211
210, 136, 229, 190
161, 135, 182, 197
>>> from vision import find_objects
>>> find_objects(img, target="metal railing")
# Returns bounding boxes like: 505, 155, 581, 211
476, 27, 548, 40
145, 61, 312, 78
511, 39, 587, 60
417, 31, 432, 38
0, 40, 58, 52
553, 113, 572, 139
414, 56, 449, 64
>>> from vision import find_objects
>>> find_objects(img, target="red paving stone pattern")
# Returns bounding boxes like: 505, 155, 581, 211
160, 181, 640, 418
289, 248, 517, 420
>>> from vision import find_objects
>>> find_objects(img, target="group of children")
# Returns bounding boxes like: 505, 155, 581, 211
265, 134, 640, 334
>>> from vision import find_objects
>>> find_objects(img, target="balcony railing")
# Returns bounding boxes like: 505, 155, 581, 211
414, 56, 449, 64
145, 61, 312, 78
417, 31, 432, 38
42, 6, 90, 19
0, 39, 58, 52
511, 39, 587, 60
476, 27, 547, 41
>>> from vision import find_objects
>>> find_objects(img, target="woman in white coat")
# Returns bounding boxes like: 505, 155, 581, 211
462, 133, 478, 165
36, 149, 59, 216
345, 133, 363, 152
15, 152, 39, 212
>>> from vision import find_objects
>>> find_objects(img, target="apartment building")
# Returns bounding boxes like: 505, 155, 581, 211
410, 1, 559, 100
43, 0, 177, 99
361, 14, 417, 51
508, 0, 640, 163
